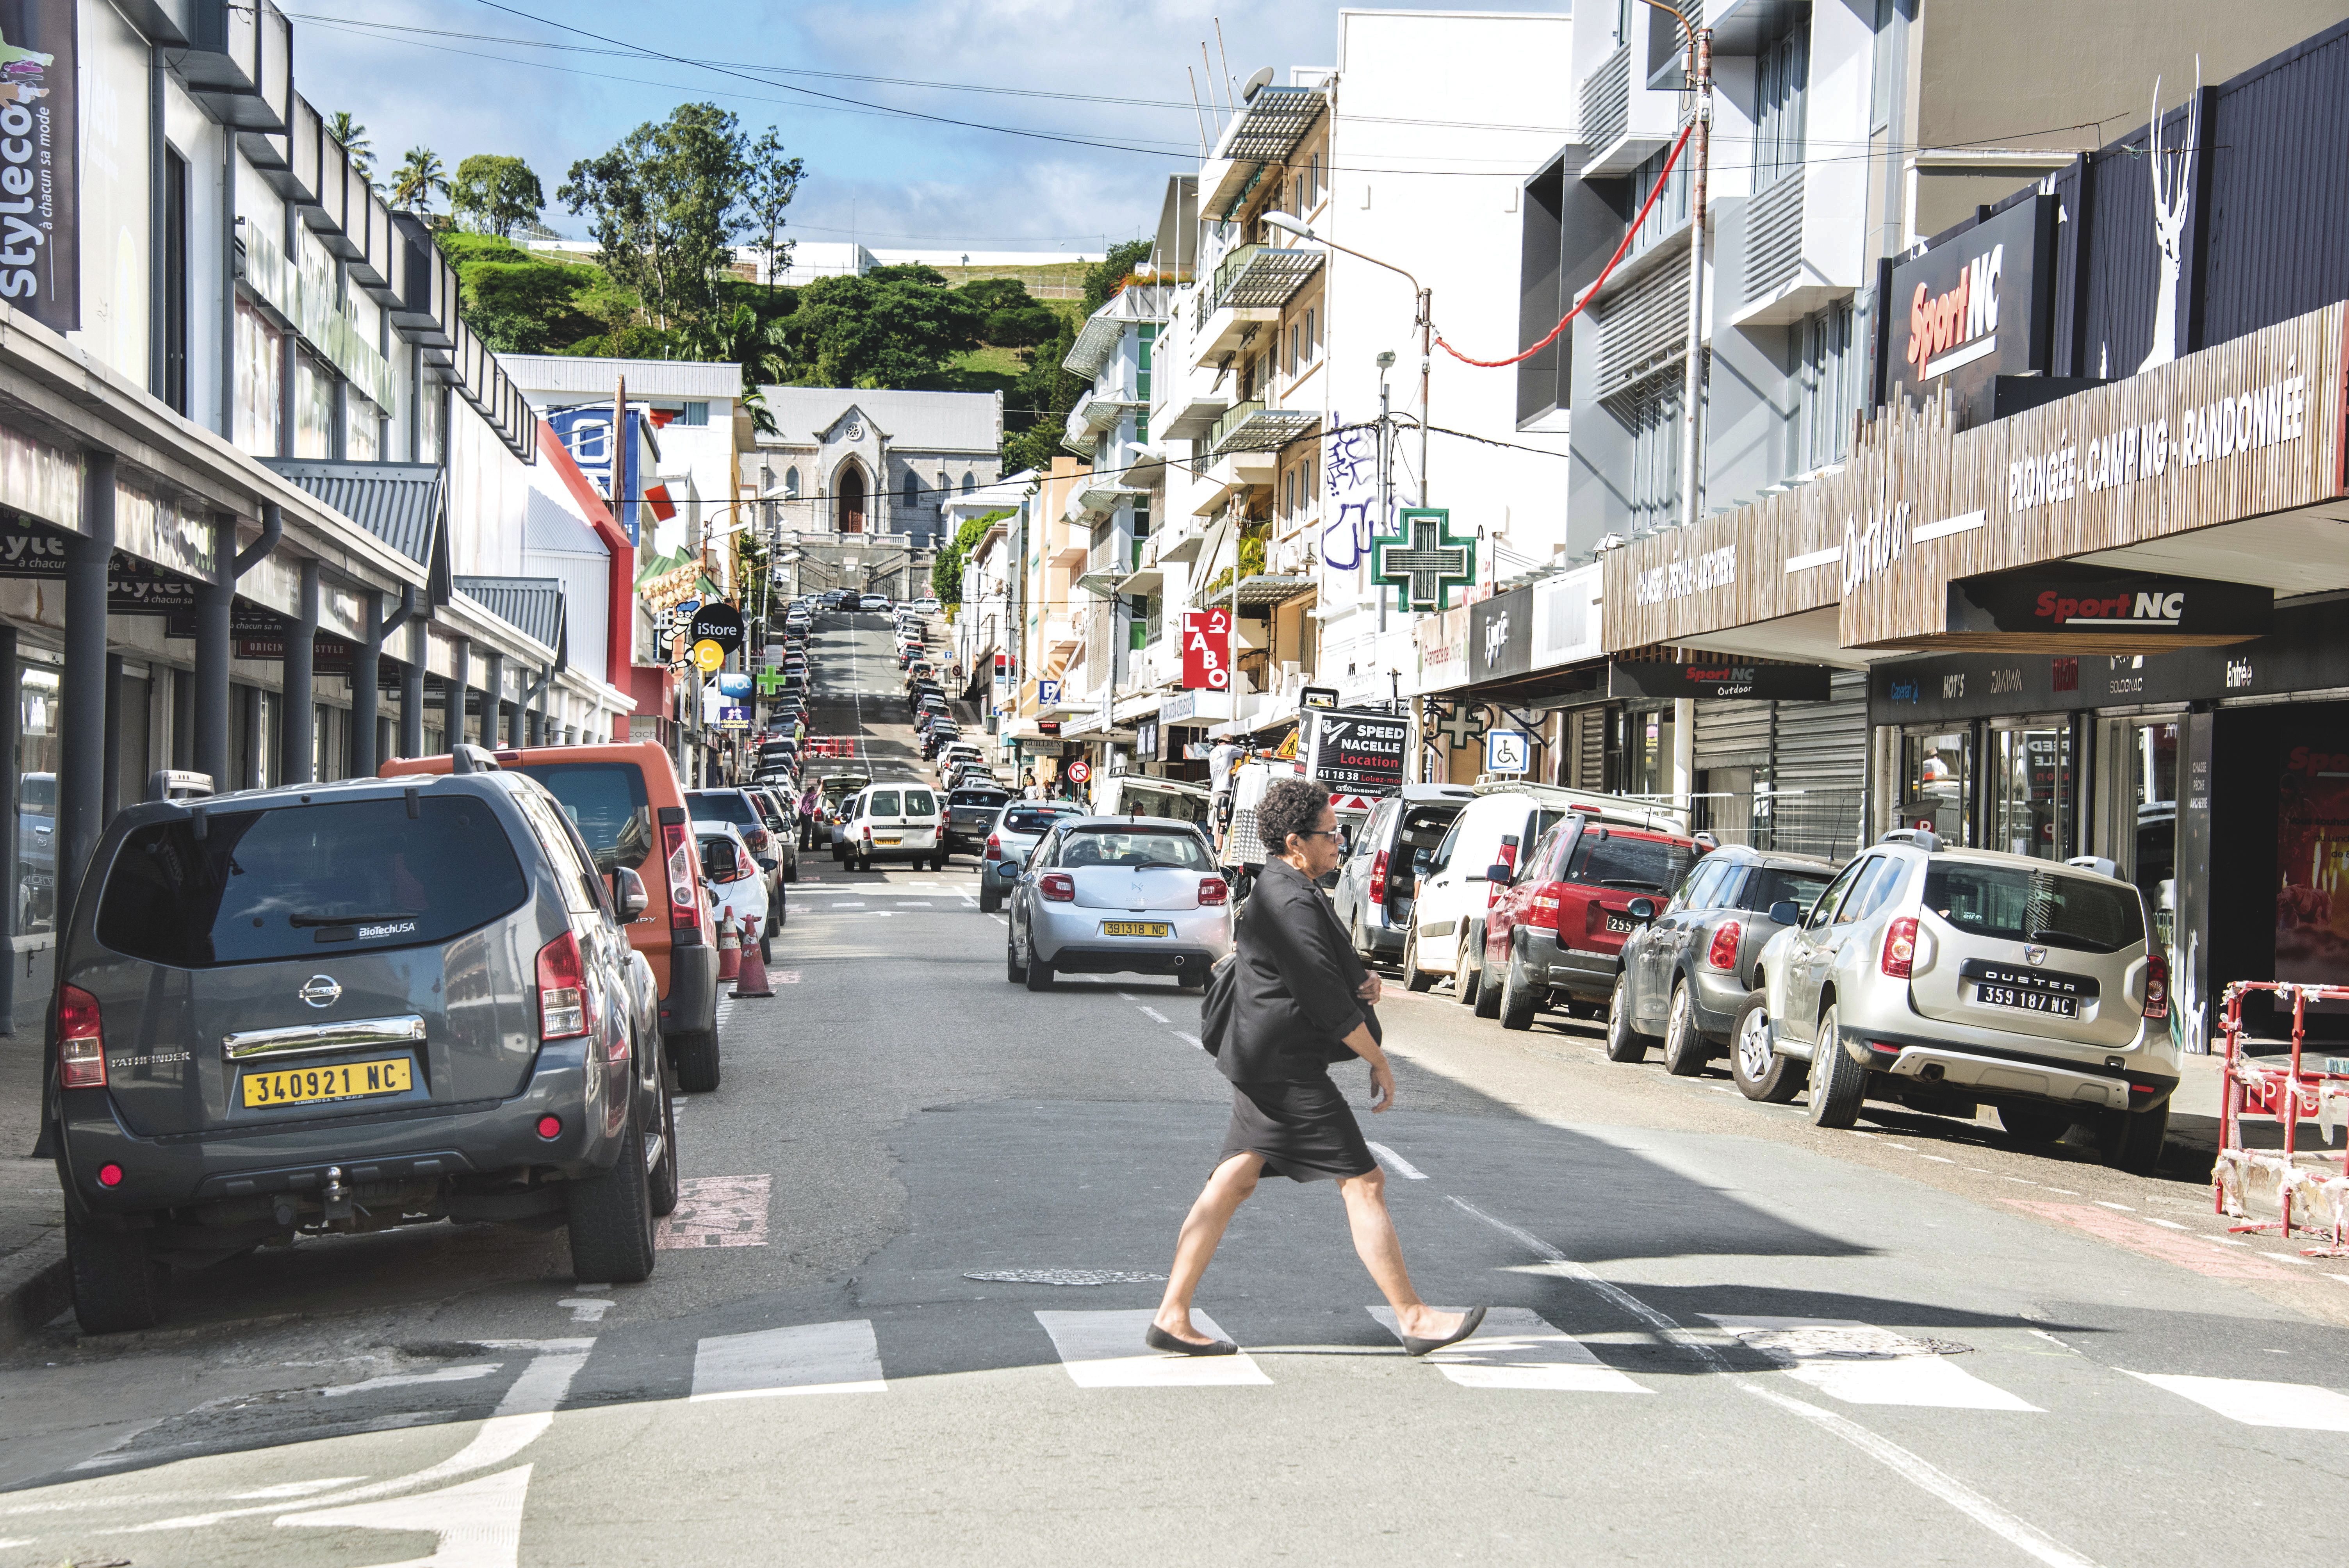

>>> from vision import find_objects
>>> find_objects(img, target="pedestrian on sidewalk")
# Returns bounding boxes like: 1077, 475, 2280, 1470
797, 781, 821, 850
1149, 777, 1486, 1359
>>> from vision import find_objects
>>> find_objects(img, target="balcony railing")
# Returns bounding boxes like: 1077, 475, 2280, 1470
1581, 44, 1631, 156
1208, 401, 1319, 458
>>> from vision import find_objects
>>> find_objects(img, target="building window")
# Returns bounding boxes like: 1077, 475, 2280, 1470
292, 353, 334, 459
1618, 372, 1683, 536
903, 469, 919, 510
936, 471, 949, 508
679, 400, 710, 426
962, 472, 975, 494
1304, 306, 1316, 360
785, 465, 800, 496
15, 657, 58, 935
1797, 299, 1856, 474
1754, 21, 1809, 188
232, 299, 283, 458
162, 148, 189, 415
346, 391, 382, 461
1627, 144, 1692, 257
1288, 321, 1300, 374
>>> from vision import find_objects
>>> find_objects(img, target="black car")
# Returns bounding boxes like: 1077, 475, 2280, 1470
53, 748, 674, 1332
944, 786, 1012, 854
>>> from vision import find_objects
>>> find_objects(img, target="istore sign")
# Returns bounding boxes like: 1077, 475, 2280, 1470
1181, 607, 1233, 690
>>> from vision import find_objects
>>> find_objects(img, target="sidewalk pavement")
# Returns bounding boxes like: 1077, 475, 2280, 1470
0, 991, 66, 1351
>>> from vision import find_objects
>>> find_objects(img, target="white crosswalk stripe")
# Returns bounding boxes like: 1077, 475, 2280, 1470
689, 1320, 888, 1402
2123, 1372, 2349, 1431
1035, 1310, 1271, 1387
1703, 1317, 2040, 1411
1368, 1306, 1648, 1393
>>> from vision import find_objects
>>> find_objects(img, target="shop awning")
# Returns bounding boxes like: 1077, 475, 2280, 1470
264, 459, 453, 606
457, 576, 570, 671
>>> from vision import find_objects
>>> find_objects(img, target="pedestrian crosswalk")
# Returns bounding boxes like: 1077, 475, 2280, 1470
668, 1310, 2349, 1431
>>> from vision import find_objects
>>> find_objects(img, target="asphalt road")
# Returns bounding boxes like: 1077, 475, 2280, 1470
0, 610, 2344, 1567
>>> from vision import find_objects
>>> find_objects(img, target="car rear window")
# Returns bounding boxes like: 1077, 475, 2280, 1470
1399, 804, 1462, 844
868, 790, 901, 816
1003, 807, 1072, 834
1923, 864, 2144, 953
97, 797, 529, 967
1744, 866, 1834, 914
515, 761, 654, 875
904, 789, 936, 815
1061, 827, 1212, 870
688, 791, 757, 828
952, 789, 1010, 807
1562, 832, 1694, 894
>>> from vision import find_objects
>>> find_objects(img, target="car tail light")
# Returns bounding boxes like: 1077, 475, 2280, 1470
1040, 872, 1075, 902
2143, 952, 2170, 1019
536, 1114, 563, 1140
736, 846, 758, 882
662, 821, 699, 932
58, 984, 104, 1089
1881, 916, 1918, 980
1707, 921, 1742, 971
1369, 848, 1389, 902
537, 931, 593, 1040
745, 826, 771, 854
1198, 877, 1229, 905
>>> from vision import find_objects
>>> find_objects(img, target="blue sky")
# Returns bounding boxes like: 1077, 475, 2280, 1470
288, 0, 1556, 258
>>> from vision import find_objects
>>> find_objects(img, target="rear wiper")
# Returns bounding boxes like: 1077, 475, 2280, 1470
1599, 879, 1661, 889
289, 911, 419, 928
1132, 860, 1198, 871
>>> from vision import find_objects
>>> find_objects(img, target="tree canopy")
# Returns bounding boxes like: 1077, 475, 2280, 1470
452, 155, 545, 240
558, 102, 753, 348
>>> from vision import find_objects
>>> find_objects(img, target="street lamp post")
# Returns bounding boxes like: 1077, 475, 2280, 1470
1260, 211, 1429, 509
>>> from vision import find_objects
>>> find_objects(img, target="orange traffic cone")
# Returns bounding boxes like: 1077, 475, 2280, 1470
716, 909, 742, 983
734, 929, 774, 998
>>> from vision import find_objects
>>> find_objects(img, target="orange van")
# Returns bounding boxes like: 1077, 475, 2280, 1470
383, 742, 724, 1091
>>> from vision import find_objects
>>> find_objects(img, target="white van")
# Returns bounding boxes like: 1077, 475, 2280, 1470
845, 781, 945, 871
1404, 782, 1685, 997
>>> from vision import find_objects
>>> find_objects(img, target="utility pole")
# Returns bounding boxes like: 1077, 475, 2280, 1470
1665, 3, 1712, 532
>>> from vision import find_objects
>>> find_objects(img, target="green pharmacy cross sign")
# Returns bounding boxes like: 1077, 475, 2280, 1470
1373, 508, 1476, 613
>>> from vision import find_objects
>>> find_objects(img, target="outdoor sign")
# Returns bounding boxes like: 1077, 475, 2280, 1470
1039, 679, 1062, 706
1944, 565, 2270, 651
0, 2, 76, 333
718, 705, 750, 731
1469, 586, 1533, 682
692, 640, 724, 673
1179, 606, 1233, 690
1884, 195, 2056, 426
1136, 718, 1160, 759
690, 602, 746, 655
715, 671, 752, 697
1608, 659, 1833, 701
1531, 565, 1604, 670
1303, 708, 1408, 794
1301, 686, 1339, 711
1066, 759, 1092, 785
1373, 508, 1476, 614
1485, 729, 1531, 775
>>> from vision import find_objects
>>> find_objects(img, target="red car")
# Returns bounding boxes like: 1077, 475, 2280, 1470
1479, 815, 1704, 1026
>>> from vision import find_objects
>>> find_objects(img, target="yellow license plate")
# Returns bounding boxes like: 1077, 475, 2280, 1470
1101, 921, 1173, 938
875, 835, 901, 845
241, 1056, 413, 1109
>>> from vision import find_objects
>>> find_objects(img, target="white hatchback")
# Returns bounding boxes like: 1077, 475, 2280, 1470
846, 781, 945, 871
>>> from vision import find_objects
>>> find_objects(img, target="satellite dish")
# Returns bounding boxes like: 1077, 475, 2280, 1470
1241, 67, 1274, 102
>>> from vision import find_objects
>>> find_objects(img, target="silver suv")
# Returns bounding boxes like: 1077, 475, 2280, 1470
1749, 829, 2176, 1171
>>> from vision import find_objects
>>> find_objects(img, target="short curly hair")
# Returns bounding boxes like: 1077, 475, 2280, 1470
1256, 776, 1330, 855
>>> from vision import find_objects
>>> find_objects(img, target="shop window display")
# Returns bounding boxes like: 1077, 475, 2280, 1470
1900, 730, 1970, 845
1990, 725, 2070, 861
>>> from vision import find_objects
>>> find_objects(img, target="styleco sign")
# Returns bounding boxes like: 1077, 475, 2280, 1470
1885, 196, 2055, 424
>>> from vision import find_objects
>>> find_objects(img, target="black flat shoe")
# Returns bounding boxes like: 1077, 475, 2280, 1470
1145, 1323, 1239, 1357
1402, 1305, 1488, 1357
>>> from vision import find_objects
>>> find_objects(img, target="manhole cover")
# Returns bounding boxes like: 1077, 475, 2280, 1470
962, 1269, 1167, 1286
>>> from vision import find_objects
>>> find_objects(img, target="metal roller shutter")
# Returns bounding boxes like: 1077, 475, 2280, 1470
1694, 700, 1772, 771
1766, 672, 1869, 862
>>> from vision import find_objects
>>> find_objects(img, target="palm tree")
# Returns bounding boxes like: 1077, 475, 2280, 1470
325, 110, 373, 180
390, 148, 451, 215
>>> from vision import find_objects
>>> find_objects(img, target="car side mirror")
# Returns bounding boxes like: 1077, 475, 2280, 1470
1485, 863, 1514, 885
1768, 900, 1800, 927
1628, 897, 1657, 923
612, 866, 649, 922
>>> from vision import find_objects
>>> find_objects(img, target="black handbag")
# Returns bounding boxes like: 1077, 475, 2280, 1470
1198, 952, 1239, 1056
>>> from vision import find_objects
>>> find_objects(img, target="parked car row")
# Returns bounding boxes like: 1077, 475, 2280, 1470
55, 738, 766, 1333
1347, 777, 2181, 1176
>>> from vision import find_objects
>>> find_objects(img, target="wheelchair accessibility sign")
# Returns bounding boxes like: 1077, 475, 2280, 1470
1484, 729, 1531, 775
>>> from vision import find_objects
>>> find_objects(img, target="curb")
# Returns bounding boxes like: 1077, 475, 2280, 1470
0, 1230, 67, 1351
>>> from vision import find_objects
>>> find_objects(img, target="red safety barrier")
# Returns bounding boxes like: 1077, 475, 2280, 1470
802, 736, 862, 759
2213, 980, 2349, 1254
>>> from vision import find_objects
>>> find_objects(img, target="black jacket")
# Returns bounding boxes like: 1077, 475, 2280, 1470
1217, 858, 1383, 1083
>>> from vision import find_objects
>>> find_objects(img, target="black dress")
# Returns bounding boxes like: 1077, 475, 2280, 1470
1214, 858, 1381, 1183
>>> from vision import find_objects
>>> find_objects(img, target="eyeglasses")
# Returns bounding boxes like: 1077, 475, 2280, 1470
1295, 829, 1342, 841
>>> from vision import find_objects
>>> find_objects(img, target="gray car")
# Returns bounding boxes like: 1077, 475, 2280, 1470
1607, 844, 1837, 1080
978, 801, 1082, 912
52, 748, 673, 1333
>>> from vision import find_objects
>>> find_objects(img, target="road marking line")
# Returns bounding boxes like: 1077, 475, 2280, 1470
1367, 1305, 1647, 1393
322, 1365, 501, 1399
691, 1320, 888, 1401
1137, 1005, 1171, 1024
2262, 1251, 2320, 1267
1702, 1317, 2039, 1411
1035, 1310, 1271, 1387
657, 1174, 773, 1249
559, 1297, 614, 1323
1449, 1197, 2101, 1568
2093, 1201, 2134, 1212
2003, 1177, 2040, 1185
2042, 1187, 2080, 1195
1366, 1142, 1428, 1181
1917, 1154, 1957, 1164
2025, 1329, 2080, 1355
278, 1463, 533, 1560
2004, 1200, 2303, 1280
1175, 1032, 1203, 1049
2123, 1371, 2349, 1431
2145, 1217, 2188, 1230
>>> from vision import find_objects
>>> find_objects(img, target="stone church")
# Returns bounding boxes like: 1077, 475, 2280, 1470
745, 387, 1004, 549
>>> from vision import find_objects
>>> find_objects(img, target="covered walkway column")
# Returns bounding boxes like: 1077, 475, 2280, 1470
281, 558, 318, 784
194, 502, 282, 788
401, 617, 426, 758
480, 649, 503, 753
442, 638, 469, 751
57, 453, 115, 917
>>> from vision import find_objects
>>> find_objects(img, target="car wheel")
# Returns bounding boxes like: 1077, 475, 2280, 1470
1454, 932, 1483, 1008
1025, 950, 1055, 992
66, 1204, 168, 1334
1730, 991, 1803, 1103
1604, 974, 1656, 1062
671, 1028, 721, 1094
1473, 939, 1504, 1019
979, 885, 1002, 914
1402, 928, 1435, 993
784, 858, 799, 884
566, 1103, 658, 1284
1662, 981, 1708, 1076
1997, 1103, 2074, 1146
1806, 1005, 1868, 1129
1350, 910, 1371, 960
760, 934, 773, 964
1006, 929, 1028, 984
1497, 941, 1538, 1032
648, 1065, 680, 1219
2101, 1101, 2170, 1174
